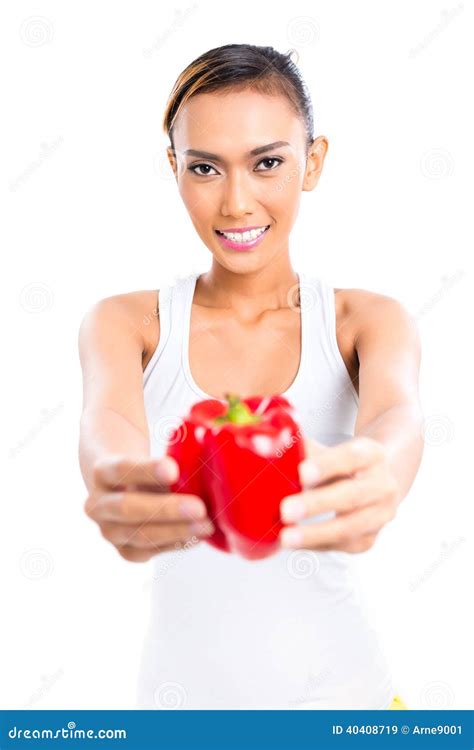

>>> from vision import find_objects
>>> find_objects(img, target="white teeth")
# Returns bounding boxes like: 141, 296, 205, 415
219, 226, 268, 242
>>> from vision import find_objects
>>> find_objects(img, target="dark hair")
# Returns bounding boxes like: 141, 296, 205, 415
162, 44, 315, 154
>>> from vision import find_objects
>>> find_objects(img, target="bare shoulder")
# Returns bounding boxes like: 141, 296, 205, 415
79, 290, 160, 368
334, 286, 418, 346
332, 287, 418, 397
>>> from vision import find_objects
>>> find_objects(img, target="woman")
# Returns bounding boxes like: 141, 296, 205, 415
79, 44, 422, 709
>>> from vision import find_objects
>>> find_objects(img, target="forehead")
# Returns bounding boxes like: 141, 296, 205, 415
172, 89, 305, 153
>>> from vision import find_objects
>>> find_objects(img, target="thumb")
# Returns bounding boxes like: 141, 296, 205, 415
154, 455, 180, 484
303, 436, 326, 460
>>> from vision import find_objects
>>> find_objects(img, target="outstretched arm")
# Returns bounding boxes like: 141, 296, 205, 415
78, 294, 214, 562
353, 292, 424, 503
278, 293, 424, 553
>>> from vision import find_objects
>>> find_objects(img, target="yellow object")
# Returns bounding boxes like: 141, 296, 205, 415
389, 695, 408, 709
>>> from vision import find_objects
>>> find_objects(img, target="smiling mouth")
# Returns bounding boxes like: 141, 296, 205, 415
215, 225, 271, 242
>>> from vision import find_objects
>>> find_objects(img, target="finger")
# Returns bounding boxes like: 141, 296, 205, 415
93, 454, 179, 491
117, 539, 198, 563
280, 502, 395, 550
86, 490, 209, 524
100, 519, 215, 549
330, 532, 379, 554
281, 532, 379, 554
303, 437, 326, 460
117, 545, 154, 563
281, 471, 382, 522
299, 437, 386, 488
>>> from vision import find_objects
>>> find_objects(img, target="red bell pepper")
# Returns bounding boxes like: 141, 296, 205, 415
166, 398, 230, 552
166, 393, 304, 560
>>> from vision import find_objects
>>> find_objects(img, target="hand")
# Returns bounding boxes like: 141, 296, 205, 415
84, 455, 215, 563
278, 436, 401, 553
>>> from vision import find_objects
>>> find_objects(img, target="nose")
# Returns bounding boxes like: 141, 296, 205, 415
220, 170, 254, 219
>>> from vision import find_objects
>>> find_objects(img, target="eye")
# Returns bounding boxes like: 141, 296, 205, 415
188, 163, 219, 177
255, 157, 283, 171
188, 156, 284, 177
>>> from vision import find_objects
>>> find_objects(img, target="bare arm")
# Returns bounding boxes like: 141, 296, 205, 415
279, 292, 424, 553
78, 293, 214, 562
353, 292, 424, 503
78, 294, 151, 493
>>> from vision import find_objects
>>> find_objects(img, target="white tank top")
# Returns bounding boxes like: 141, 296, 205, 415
137, 270, 393, 709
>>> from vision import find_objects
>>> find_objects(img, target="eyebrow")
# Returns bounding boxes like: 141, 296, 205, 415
181, 141, 291, 162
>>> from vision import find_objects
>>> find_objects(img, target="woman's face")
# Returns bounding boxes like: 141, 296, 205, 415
167, 88, 327, 272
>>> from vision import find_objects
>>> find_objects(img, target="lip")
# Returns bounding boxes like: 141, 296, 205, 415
215, 225, 269, 233
214, 225, 270, 252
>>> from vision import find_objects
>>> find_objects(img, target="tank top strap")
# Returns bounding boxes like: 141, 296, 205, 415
168, 272, 196, 327
294, 272, 356, 390
304, 273, 359, 406
316, 274, 336, 329
315, 274, 344, 369
296, 272, 329, 375
142, 273, 196, 387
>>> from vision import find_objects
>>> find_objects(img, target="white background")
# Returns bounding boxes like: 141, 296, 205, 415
1, 0, 472, 710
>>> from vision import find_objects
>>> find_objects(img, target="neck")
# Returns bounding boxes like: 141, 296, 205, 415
196, 253, 300, 319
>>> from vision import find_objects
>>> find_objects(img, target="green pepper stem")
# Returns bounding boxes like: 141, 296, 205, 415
214, 392, 262, 425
